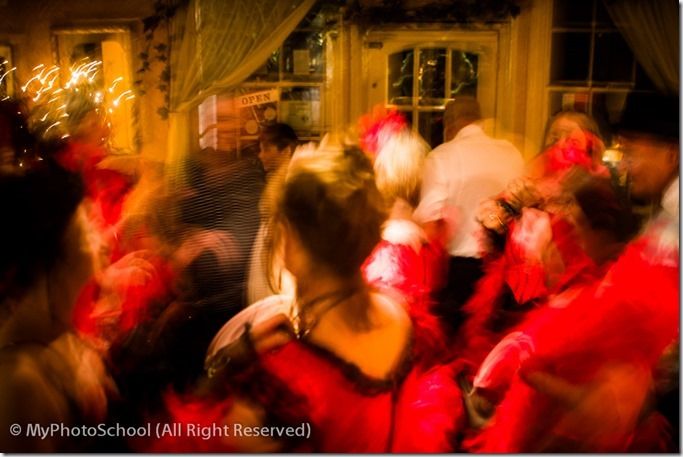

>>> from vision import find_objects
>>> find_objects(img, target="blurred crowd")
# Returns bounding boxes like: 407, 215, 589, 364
0, 88, 678, 452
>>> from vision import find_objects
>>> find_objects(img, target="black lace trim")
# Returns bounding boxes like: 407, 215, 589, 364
293, 329, 415, 396
202, 321, 416, 452
206, 318, 415, 397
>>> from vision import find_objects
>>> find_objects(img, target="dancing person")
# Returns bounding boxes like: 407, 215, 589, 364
530, 109, 606, 178
247, 123, 298, 305
414, 97, 524, 337
458, 110, 614, 364
613, 92, 680, 451
150, 144, 462, 453
257, 122, 298, 175
0, 155, 114, 452
461, 171, 636, 424
463, 93, 679, 452
358, 109, 449, 368
54, 97, 136, 270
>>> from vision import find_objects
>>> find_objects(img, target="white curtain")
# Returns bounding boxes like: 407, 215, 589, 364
166, 0, 316, 177
604, 0, 679, 94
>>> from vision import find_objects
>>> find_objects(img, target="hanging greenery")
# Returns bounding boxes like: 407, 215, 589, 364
344, 0, 522, 26
135, 0, 187, 120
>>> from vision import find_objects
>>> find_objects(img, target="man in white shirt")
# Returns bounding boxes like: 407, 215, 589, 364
414, 97, 524, 333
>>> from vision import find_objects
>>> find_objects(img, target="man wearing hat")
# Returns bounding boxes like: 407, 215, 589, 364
482, 94, 680, 452
614, 92, 680, 327
617, 92, 679, 217
614, 91, 679, 452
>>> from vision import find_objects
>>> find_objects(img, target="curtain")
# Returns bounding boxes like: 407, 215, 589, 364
166, 0, 315, 179
604, 0, 679, 94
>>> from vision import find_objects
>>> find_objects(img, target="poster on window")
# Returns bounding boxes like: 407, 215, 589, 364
237, 89, 280, 137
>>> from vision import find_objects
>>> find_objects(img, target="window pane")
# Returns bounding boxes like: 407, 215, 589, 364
388, 50, 413, 105
246, 50, 279, 82
418, 111, 444, 149
550, 32, 591, 84
280, 86, 321, 135
595, 0, 615, 26
450, 51, 478, 98
590, 91, 628, 143
282, 31, 324, 82
634, 62, 657, 91
398, 109, 413, 129
418, 48, 446, 105
553, 0, 594, 27
548, 91, 590, 117
548, 90, 565, 116
70, 42, 105, 87
239, 100, 278, 137
298, 3, 327, 30
593, 32, 634, 83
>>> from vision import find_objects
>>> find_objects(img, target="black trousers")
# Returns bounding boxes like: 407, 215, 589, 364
433, 256, 484, 338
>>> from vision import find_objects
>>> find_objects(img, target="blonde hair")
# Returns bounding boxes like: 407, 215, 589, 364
373, 129, 430, 207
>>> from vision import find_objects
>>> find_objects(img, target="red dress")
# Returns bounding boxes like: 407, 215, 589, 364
148, 334, 464, 453
362, 219, 449, 367
72, 252, 174, 343
56, 141, 133, 230
466, 217, 679, 452
457, 214, 598, 367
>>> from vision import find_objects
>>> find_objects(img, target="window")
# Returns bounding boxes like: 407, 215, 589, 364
52, 27, 138, 153
364, 29, 499, 151
550, 0, 634, 85
548, 0, 655, 142
198, 3, 336, 155
388, 47, 479, 148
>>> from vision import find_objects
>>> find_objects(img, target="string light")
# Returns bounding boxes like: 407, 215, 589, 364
17, 58, 135, 142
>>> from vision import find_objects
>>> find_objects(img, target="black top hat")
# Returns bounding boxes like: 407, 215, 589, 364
615, 92, 679, 141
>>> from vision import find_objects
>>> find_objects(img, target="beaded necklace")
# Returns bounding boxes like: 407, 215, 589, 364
289, 288, 359, 339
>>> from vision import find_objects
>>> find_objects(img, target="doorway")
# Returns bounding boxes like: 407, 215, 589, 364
363, 30, 500, 148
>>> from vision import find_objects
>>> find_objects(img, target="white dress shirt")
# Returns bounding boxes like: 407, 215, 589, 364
415, 123, 524, 258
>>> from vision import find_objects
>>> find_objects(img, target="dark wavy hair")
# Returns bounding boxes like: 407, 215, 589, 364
563, 168, 637, 243
259, 123, 299, 151
272, 147, 386, 278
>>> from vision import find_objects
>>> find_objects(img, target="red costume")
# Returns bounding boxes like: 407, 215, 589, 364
457, 213, 599, 367
56, 141, 133, 230
362, 219, 449, 367
466, 217, 679, 452
148, 334, 464, 452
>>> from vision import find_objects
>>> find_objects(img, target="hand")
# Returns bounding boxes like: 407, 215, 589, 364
173, 229, 241, 271
98, 250, 156, 293
476, 198, 509, 234
509, 208, 553, 264
249, 314, 294, 353
501, 177, 542, 210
